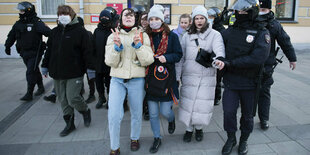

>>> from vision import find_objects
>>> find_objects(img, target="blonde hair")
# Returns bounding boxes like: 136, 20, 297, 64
179, 13, 191, 24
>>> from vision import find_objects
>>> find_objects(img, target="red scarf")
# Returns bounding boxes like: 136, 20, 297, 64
149, 27, 168, 57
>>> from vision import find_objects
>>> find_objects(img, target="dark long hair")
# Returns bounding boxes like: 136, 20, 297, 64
145, 22, 170, 36
188, 16, 209, 34
119, 8, 138, 29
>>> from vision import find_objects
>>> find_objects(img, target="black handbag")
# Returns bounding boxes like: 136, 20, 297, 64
194, 39, 216, 68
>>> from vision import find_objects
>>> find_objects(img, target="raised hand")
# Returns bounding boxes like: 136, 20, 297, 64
133, 29, 141, 45
111, 28, 121, 47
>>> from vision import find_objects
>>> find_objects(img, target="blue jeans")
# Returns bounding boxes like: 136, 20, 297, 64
108, 77, 145, 150
148, 100, 175, 138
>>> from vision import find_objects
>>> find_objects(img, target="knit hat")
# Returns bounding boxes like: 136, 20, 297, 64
100, 10, 112, 20
147, 5, 165, 22
192, 6, 208, 20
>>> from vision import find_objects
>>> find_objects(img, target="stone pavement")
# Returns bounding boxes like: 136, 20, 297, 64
0, 47, 310, 155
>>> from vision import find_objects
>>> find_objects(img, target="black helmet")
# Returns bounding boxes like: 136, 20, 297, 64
231, 0, 260, 21
207, 7, 222, 18
132, 5, 146, 23
231, 0, 259, 12
100, 7, 119, 28
133, 5, 146, 15
259, 0, 272, 9
104, 7, 117, 19
17, 1, 35, 15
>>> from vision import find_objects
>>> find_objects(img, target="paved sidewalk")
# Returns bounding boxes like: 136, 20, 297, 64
0, 48, 309, 155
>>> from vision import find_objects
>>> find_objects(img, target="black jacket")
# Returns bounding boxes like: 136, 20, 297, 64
93, 24, 112, 73
5, 16, 50, 56
222, 21, 271, 89
260, 12, 296, 72
212, 18, 226, 34
42, 22, 94, 80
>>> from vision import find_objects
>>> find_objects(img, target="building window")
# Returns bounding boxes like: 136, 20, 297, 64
38, 0, 65, 18
205, 0, 229, 10
128, 0, 154, 12
275, 0, 296, 21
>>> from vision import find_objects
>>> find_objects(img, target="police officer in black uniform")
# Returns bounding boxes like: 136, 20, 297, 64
4, 1, 51, 101
94, 7, 119, 109
221, 0, 271, 154
254, 0, 297, 130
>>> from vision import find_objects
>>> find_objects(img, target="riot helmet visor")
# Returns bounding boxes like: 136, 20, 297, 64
231, 0, 259, 12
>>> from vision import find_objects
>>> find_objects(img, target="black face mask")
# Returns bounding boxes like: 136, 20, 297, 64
235, 11, 250, 23
19, 13, 26, 19
100, 18, 110, 24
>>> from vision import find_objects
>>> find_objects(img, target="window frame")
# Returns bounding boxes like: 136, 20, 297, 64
36, 0, 65, 19
275, 0, 298, 23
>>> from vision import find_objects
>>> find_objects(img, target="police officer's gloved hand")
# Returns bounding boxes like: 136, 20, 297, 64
41, 67, 48, 77
87, 69, 96, 80
5, 47, 11, 55
222, 60, 232, 69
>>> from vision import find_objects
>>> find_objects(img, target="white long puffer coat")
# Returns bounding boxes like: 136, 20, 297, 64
176, 27, 225, 127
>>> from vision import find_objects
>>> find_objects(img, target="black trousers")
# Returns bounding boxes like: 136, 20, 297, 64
215, 71, 222, 101
22, 55, 42, 88
223, 88, 255, 133
257, 74, 274, 121
95, 72, 111, 96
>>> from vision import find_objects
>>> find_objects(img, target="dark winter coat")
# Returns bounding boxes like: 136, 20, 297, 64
222, 21, 271, 90
93, 24, 112, 73
261, 12, 296, 73
5, 16, 51, 57
41, 18, 93, 80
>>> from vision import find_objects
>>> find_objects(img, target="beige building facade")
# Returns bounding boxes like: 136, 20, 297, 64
0, 0, 309, 26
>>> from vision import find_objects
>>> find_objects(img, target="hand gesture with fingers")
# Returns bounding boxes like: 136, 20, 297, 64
111, 28, 121, 47
133, 29, 141, 45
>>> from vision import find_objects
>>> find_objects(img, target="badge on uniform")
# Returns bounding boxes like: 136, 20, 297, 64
246, 35, 254, 43
27, 26, 32, 31
265, 34, 270, 44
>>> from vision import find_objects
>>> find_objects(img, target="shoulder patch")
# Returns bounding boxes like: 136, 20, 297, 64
265, 34, 270, 44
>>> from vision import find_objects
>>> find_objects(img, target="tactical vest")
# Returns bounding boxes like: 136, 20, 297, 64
15, 20, 42, 52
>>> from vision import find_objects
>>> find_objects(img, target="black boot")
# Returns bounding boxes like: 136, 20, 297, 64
183, 131, 193, 142
222, 132, 237, 155
168, 119, 175, 134
149, 138, 161, 153
34, 81, 45, 96
43, 94, 56, 103
85, 94, 96, 104
79, 108, 91, 127
195, 129, 203, 142
20, 85, 34, 101
95, 95, 106, 109
238, 132, 250, 155
260, 120, 269, 130
60, 114, 76, 137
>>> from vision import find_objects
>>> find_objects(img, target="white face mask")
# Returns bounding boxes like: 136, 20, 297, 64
259, 12, 269, 15
208, 18, 214, 24
149, 21, 162, 30
58, 15, 71, 26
